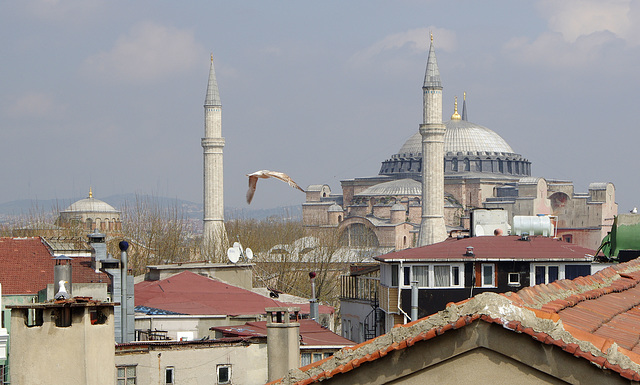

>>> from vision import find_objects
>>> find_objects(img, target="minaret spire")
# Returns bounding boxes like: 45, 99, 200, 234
418, 35, 447, 246
202, 54, 227, 256
461, 92, 467, 121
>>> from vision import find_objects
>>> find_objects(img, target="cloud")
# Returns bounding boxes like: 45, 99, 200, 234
503, 0, 636, 68
537, 0, 632, 43
82, 21, 204, 83
503, 30, 618, 68
348, 27, 456, 68
3, 92, 66, 119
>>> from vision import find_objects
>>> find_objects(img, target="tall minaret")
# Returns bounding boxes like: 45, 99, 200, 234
417, 35, 447, 246
202, 54, 226, 249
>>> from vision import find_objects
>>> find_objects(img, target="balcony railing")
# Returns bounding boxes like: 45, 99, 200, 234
340, 275, 379, 303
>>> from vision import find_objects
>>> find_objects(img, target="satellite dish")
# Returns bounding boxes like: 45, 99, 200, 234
227, 247, 240, 263
233, 242, 243, 253
245, 248, 254, 260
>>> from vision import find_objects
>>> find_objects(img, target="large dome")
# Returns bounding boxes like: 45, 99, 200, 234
398, 119, 514, 157
62, 196, 119, 214
379, 116, 531, 180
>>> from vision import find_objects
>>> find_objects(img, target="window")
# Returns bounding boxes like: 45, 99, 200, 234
481, 264, 495, 287
116, 365, 136, 385
301, 353, 312, 366
313, 353, 323, 362
508, 273, 520, 286
391, 265, 399, 287
452, 266, 460, 286
434, 265, 451, 287
217, 365, 231, 384
165, 367, 174, 384
413, 266, 429, 287
403, 267, 411, 286
565, 265, 590, 280
535, 265, 560, 285
563, 234, 573, 243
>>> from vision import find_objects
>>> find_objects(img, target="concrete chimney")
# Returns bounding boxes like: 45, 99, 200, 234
266, 307, 300, 382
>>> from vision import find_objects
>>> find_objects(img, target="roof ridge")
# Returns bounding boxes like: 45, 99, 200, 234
276, 290, 640, 384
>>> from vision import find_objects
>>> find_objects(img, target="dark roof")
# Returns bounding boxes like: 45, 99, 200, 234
375, 235, 597, 262
272, 258, 640, 384
212, 319, 354, 348
0, 237, 109, 295
135, 271, 333, 317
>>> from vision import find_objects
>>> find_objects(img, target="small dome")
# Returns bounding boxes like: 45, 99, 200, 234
328, 203, 344, 212
398, 119, 514, 156
63, 197, 118, 213
357, 179, 421, 196
391, 203, 406, 211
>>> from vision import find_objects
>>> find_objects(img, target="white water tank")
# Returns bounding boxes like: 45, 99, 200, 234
513, 215, 554, 236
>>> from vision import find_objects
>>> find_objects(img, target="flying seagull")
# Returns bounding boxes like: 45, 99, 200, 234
55, 280, 70, 300
246, 170, 305, 204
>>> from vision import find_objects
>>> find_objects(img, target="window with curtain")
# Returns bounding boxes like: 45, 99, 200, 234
434, 265, 451, 287
413, 266, 429, 287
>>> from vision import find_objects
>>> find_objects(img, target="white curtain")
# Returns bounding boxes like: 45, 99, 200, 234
434, 265, 451, 287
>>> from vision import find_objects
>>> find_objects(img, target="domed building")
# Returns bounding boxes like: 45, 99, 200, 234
303, 46, 616, 253
379, 95, 530, 181
57, 189, 122, 231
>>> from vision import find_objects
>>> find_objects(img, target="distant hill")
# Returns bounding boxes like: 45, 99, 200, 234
0, 194, 301, 225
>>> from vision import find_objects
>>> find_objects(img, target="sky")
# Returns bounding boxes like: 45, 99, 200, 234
1, 0, 638, 213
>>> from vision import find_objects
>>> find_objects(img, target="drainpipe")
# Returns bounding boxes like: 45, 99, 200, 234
119, 240, 129, 343
309, 271, 319, 322
411, 280, 418, 321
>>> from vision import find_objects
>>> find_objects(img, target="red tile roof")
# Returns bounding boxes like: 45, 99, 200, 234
0, 237, 109, 295
272, 258, 640, 384
211, 319, 354, 348
135, 271, 333, 316
375, 235, 597, 261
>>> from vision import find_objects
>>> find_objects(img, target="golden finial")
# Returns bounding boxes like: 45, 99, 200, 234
430, 32, 433, 42
89, 187, 93, 198
451, 96, 461, 120
463, 91, 466, 101
210, 53, 213, 63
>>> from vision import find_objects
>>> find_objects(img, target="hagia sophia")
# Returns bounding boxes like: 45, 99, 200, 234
302, 41, 616, 252
53, 42, 617, 256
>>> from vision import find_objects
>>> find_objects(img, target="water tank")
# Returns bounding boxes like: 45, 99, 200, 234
513, 216, 554, 237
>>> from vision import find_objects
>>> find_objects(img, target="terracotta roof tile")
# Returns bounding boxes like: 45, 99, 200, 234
273, 258, 640, 384
0, 237, 109, 295
135, 271, 334, 317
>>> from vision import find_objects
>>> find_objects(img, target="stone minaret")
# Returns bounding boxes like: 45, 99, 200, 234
202, 54, 226, 248
418, 35, 447, 246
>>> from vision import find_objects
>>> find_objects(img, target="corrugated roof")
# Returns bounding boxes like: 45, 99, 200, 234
271, 258, 640, 384
0, 237, 109, 295
375, 235, 597, 261
135, 271, 333, 317
212, 319, 354, 348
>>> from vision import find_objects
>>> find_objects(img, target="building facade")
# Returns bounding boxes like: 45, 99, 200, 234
302, 40, 616, 252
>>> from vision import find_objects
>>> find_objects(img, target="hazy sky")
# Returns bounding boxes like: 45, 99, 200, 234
1, 0, 638, 212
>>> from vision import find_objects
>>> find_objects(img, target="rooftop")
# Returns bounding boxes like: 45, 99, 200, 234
375, 235, 599, 262
0, 237, 109, 295
135, 271, 333, 317
272, 258, 640, 384
212, 319, 354, 348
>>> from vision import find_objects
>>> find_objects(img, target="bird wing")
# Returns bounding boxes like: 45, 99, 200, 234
262, 170, 305, 192
245, 170, 305, 204
246, 175, 259, 204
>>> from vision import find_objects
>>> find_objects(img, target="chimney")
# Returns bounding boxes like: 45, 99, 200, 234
53, 255, 73, 298
465, 246, 475, 256
266, 307, 300, 382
